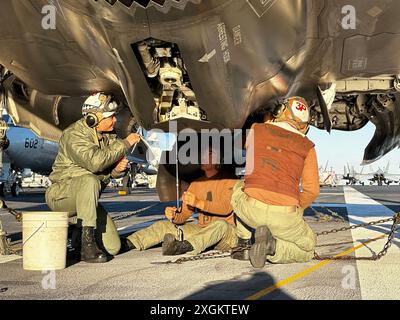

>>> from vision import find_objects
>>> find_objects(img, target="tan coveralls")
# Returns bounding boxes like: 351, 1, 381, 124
46, 119, 130, 255
127, 173, 238, 255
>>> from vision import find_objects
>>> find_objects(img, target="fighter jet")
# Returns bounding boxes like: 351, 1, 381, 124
319, 161, 338, 187
366, 162, 400, 185
0, 114, 58, 196
2, 114, 58, 175
1, 0, 400, 200
341, 164, 365, 186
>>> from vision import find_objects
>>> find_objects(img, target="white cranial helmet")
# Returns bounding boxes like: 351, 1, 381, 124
285, 96, 310, 123
274, 96, 310, 132
82, 92, 119, 118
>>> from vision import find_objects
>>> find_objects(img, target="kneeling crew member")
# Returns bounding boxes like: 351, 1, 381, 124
125, 148, 238, 255
231, 96, 320, 267
46, 93, 140, 263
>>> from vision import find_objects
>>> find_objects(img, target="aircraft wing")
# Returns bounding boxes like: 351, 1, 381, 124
385, 174, 400, 183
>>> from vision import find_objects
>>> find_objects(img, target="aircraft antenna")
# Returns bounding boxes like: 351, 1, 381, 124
324, 161, 329, 172
385, 161, 390, 174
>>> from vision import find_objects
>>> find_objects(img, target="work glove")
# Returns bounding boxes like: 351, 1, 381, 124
182, 192, 205, 211
165, 206, 178, 221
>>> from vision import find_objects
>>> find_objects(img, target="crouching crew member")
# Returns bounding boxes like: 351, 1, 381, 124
125, 148, 238, 256
231, 96, 320, 268
46, 93, 141, 263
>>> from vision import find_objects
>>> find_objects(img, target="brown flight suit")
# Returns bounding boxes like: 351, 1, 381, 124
127, 172, 238, 254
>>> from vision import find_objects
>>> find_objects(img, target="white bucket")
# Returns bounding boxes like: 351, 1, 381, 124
22, 212, 69, 271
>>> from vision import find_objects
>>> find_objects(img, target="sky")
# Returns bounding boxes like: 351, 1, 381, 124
308, 122, 400, 174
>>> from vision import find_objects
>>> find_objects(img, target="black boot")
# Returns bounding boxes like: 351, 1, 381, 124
119, 237, 136, 253
67, 226, 82, 260
231, 238, 251, 261
71, 227, 82, 251
249, 226, 276, 268
80, 227, 108, 263
162, 233, 194, 256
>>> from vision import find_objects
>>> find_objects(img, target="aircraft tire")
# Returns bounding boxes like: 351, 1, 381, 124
11, 183, 20, 197
0, 183, 4, 197
121, 175, 131, 195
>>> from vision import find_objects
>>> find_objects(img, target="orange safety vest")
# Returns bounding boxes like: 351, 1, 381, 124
245, 123, 314, 200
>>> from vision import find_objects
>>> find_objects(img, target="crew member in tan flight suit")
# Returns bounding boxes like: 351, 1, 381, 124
46, 93, 141, 263
124, 147, 238, 256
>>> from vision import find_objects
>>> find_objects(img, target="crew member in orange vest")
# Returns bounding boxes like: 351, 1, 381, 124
231, 96, 320, 268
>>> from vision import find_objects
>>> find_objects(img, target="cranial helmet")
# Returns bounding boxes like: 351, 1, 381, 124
82, 93, 119, 128
82, 92, 119, 117
273, 96, 310, 133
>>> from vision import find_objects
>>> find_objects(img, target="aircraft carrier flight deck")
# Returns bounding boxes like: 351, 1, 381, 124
0, 186, 399, 300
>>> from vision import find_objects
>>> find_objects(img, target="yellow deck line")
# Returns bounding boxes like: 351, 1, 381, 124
246, 235, 385, 300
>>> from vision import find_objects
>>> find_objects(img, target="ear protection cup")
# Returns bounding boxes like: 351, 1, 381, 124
273, 103, 286, 119
85, 112, 103, 128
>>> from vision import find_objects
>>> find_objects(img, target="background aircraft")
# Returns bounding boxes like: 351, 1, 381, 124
365, 162, 400, 185
319, 161, 338, 187
340, 162, 400, 186
0, 114, 58, 196
1, 0, 400, 200
2, 114, 58, 175
341, 164, 365, 186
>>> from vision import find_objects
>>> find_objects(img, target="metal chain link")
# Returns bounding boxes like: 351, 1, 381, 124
153, 245, 254, 265
375, 214, 399, 260
159, 213, 400, 264
155, 251, 232, 265
0, 201, 21, 255
325, 207, 347, 222
315, 216, 395, 236
314, 212, 399, 261
112, 203, 159, 221
310, 206, 346, 223
0, 200, 22, 222
1, 194, 398, 263
0, 201, 159, 255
